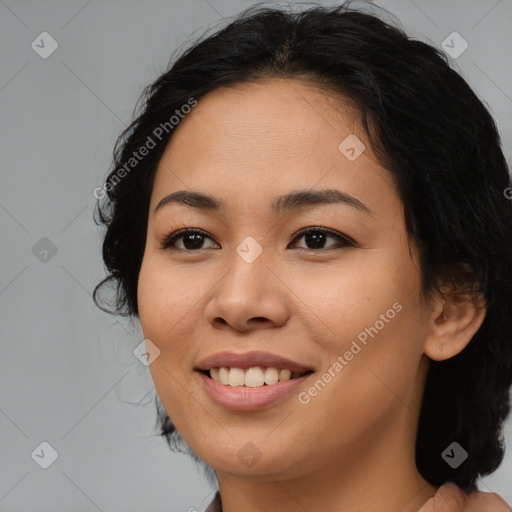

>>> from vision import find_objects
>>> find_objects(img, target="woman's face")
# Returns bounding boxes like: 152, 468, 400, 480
137, 78, 435, 481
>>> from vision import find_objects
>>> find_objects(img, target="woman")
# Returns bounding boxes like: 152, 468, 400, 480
93, 2, 512, 511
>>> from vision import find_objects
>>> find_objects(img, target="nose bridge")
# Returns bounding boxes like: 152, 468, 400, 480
235, 235, 266, 265
204, 235, 289, 330
222, 235, 273, 299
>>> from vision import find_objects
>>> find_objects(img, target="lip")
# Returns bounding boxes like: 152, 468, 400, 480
194, 350, 314, 373
196, 370, 314, 411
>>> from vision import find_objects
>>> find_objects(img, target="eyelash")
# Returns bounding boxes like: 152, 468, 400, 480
159, 226, 356, 252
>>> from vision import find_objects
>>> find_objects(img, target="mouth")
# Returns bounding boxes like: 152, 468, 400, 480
196, 366, 315, 411
198, 367, 315, 388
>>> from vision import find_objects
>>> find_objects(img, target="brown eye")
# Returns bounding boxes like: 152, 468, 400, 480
290, 227, 355, 251
161, 229, 219, 251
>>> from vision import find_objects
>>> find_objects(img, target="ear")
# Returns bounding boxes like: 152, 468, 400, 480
423, 281, 487, 361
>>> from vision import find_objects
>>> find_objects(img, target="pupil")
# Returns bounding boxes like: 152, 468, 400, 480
306, 231, 325, 249
184, 233, 204, 250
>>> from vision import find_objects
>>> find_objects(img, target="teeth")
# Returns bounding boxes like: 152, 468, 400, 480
218, 367, 229, 385
228, 368, 245, 387
279, 369, 291, 382
208, 367, 307, 387
264, 367, 279, 385
245, 367, 265, 387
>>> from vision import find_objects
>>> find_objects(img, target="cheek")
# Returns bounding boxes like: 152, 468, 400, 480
288, 248, 424, 412
137, 255, 198, 337
137, 256, 157, 324
137, 257, 201, 428
293, 306, 424, 463
287, 250, 413, 343
137, 257, 190, 387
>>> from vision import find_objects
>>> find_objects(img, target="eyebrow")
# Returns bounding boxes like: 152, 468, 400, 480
154, 188, 374, 217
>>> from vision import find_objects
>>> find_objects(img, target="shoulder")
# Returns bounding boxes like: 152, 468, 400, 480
418, 482, 511, 512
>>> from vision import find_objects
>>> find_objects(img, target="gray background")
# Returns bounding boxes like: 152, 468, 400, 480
1, 0, 511, 510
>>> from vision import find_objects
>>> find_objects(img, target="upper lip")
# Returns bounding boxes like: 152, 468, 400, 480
195, 351, 314, 373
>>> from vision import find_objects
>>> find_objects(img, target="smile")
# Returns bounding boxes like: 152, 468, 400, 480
204, 366, 312, 387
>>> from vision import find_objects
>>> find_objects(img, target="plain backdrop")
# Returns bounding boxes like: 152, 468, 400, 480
1, 0, 511, 510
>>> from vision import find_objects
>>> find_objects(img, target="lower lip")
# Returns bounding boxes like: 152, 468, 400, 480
196, 371, 313, 411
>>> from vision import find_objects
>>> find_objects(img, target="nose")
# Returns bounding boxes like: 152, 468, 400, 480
203, 247, 290, 333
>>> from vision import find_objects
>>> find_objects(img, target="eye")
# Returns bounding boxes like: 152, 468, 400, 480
160, 228, 219, 251
289, 226, 355, 251
159, 226, 356, 252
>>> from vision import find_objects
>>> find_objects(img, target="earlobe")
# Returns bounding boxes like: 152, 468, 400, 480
423, 286, 486, 362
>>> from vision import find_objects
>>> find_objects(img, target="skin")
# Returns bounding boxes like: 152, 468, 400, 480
137, 78, 491, 512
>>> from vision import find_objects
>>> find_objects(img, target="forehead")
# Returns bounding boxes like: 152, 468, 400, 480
166, 78, 360, 154
151, 78, 396, 215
